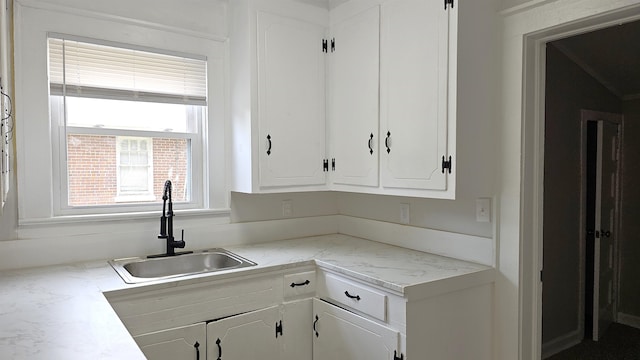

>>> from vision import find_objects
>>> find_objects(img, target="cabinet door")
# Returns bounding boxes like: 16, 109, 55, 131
257, 12, 327, 188
207, 306, 280, 360
281, 299, 313, 360
135, 323, 205, 360
313, 298, 399, 360
329, 6, 380, 187
380, 0, 450, 190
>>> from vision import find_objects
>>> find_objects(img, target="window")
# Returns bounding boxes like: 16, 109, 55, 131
116, 137, 153, 201
48, 35, 206, 212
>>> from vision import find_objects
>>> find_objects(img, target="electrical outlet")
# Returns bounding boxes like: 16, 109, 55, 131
400, 203, 410, 224
476, 198, 491, 223
282, 200, 293, 218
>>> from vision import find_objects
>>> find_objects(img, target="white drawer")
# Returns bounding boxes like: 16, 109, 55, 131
284, 270, 316, 298
318, 272, 387, 321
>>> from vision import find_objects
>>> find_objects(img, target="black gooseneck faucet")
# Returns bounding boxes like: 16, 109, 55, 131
153, 180, 189, 257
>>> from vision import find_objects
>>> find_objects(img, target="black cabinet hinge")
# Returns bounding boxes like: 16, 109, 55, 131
323, 38, 336, 53
441, 155, 452, 174
394, 351, 404, 360
323, 158, 335, 172
275, 320, 283, 338
445, 0, 454, 10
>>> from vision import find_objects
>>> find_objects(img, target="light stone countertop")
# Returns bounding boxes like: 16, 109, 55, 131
0, 234, 494, 359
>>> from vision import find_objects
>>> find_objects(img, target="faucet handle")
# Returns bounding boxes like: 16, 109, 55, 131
159, 214, 167, 238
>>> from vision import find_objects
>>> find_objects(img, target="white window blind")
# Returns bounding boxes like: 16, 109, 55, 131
48, 36, 207, 105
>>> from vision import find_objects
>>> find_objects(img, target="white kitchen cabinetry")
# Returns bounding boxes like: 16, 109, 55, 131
379, 0, 453, 193
206, 306, 281, 360
108, 270, 314, 360
257, 11, 327, 188
313, 298, 400, 360
230, 1, 329, 193
206, 299, 313, 360
135, 323, 206, 360
231, 0, 457, 198
107, 248, 492, 360
316, 269, 493, 359
329, 6, 380, 187
282, 298, 313, 360
328, 0, 456, 198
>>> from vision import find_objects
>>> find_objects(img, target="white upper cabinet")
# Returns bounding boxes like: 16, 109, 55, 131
328, 0, 456, 198
230, 0, 457, 198
257, 12, 328, 188
380, 0, 452, 192
329, 6, 380, 188
230, 0, 329, 193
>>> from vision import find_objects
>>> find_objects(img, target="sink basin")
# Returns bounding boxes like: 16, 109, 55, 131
109, 249, 256, 283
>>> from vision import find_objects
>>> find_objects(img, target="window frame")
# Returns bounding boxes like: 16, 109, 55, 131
15, 4, 229, 225
50, 93, 205, 215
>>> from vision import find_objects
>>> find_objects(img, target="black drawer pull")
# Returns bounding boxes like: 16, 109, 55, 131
216, 338, 221, 360
344, 291, 361, 301
290, 279, 310, 288
385, 131, 391, 154
194, 341, 200, 360
266, 134, 272, 155
314, 315, 319, 337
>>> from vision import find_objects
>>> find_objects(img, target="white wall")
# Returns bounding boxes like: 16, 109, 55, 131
231, 191, 339, 223
23, 0, 228, 37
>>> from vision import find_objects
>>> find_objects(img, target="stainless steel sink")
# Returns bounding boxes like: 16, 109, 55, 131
109, 249, 256, 283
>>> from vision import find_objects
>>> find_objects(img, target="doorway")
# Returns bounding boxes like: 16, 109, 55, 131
581, 113, 621, 342
541, 24, 629, 359
515, 2, 640, 359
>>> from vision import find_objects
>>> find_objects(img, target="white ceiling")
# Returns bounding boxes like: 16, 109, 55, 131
552, 20, 640, 100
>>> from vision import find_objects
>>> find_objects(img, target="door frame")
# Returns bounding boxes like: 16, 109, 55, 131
519, 6, 640, 359
579, 111, 623, 341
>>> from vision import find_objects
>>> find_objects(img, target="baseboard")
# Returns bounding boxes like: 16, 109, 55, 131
541, 329, 582, 359
617, 312, 640, 330
337, 215, 494, 266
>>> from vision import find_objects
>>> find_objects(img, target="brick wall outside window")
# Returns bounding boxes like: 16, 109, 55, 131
67, 134, 188, 206
153, 138, 189, 202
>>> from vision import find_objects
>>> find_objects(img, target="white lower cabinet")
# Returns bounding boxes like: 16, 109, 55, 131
206, 306, 281, 360
135, 322, 206, 360
282, 299, 313, 360
312, 298, 400, 360
205, 299, 313, 360
111, 267, 492, 360
315, 270, 494, 360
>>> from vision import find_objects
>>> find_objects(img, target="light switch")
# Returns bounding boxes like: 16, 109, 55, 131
476, 198, 491, 223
